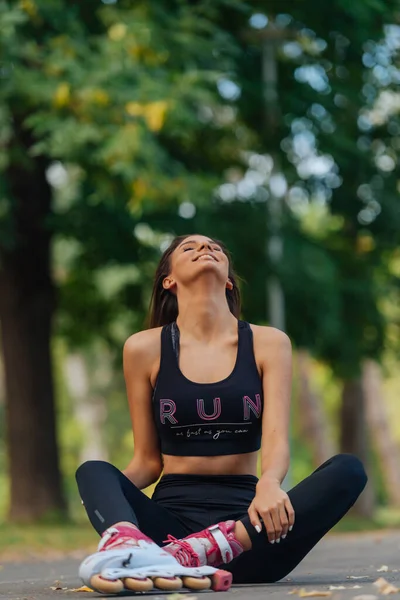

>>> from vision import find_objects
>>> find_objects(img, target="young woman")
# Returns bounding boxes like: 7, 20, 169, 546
76, 234, 367, 594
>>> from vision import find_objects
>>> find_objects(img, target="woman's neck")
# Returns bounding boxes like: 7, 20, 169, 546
176, 292, 237, 343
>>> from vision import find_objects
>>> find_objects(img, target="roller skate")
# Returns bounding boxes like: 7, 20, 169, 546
78, 524, 233, 594
164, 519, 243, 568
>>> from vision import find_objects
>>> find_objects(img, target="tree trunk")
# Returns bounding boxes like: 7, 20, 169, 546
0, 351, 4, 406
0, 134, 66, 521
363, 360, 400, 506
340, 378, 374, 518
297, 349, 336, 466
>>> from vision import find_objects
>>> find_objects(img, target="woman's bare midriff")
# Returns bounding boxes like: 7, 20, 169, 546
162, 451, 259, 477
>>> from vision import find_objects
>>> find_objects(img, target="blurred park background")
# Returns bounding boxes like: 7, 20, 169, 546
1, 0, 400, 557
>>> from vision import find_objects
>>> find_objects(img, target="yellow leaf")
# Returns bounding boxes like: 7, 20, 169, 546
125, 102, 145, 117
132, 178, 148, 200
20, 0, 37, 17
108, 23, 127, 41
356, 234, 375, 254
144, 101, 168, 132
92, 89, 109, 106
373, 578, 399, 595
70, 586, 95, 593
53, 82, 70, 108
125, 101, 169, 131
127, 43, 141, 59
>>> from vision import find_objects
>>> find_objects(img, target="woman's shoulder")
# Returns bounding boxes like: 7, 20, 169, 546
123, 326, 163, 364
248, 323, 292, 351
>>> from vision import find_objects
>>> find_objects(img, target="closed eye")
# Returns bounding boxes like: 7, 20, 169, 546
183, 246, 194, 252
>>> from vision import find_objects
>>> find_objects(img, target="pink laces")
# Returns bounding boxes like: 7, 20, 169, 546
164, 535, 201, 567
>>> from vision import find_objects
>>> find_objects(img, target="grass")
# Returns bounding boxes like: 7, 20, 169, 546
332, 506, 400, 533
0, 521, 96, 561
1, 508, 400, 562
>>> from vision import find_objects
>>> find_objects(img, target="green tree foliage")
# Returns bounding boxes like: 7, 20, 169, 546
203, 0, 400, 376
1, 0, 399, 520
0, 0, 254, 519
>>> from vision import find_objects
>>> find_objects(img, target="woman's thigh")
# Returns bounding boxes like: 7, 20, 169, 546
228, 454, 367, 583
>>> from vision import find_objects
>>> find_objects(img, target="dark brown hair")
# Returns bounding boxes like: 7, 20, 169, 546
148, 234, 241, 328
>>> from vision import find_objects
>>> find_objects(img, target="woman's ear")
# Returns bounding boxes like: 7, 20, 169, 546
163, 276, 176, 291
226, 278, 234, 290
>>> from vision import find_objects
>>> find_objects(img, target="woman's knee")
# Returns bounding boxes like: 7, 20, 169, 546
75, 460, 118, 484
331, 453, 368, 493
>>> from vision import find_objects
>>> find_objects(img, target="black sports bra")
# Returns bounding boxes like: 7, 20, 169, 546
152, 321, 263, 456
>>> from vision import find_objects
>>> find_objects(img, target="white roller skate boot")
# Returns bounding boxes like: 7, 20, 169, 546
79, 524, 233, 594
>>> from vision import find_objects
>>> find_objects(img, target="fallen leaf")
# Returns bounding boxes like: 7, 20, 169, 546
377, 567, 390, 573
290, 590, 332, 598
69, 587, 95, 593
373, 577, 399, 595
167, 595, 197, 600
329, 586, 346, 590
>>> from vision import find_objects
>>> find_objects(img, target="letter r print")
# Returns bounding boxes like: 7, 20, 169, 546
160, 399, 178, 424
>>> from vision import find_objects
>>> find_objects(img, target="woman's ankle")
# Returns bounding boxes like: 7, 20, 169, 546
234, 521, 252, 551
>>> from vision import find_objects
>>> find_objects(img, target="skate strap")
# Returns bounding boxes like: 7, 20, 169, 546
208, 525, 233, 563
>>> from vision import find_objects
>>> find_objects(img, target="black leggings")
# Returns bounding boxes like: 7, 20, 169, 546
76, 454, 367, 584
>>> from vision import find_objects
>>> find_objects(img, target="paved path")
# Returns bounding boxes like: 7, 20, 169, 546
1, 532, 399, 600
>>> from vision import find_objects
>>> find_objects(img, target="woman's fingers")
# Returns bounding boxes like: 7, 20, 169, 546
270, 506, 282, 542
279, 502, 289, 539
262, 511, 276, 543
264, 501, 294, 544
248, 501, 262, 533
250, 496, 295, 545
285, 497, 296, 531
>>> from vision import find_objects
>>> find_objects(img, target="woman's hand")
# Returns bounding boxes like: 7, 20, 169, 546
248, 477, 295, 543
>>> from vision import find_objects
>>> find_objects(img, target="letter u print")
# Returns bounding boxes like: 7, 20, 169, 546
197, 397, 222, 421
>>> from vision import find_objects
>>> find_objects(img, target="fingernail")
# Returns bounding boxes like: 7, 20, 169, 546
270, 539, 275, 544
276, 538, 281, 543
289, 526, 293, 531
255, 525, 262, 533
282, 534, 287, 539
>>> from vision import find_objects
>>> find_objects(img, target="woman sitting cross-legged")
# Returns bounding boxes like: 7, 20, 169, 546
76, 233, 367, 594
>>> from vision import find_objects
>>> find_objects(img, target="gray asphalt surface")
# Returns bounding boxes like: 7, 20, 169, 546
1, 531, 399, 600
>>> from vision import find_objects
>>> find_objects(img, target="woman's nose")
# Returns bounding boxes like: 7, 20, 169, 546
198, 241, 212, 251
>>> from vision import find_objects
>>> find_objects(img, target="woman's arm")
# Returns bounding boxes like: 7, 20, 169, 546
258, 327, 292, 484
248, 326, 294, 542
122, 330, 163, 489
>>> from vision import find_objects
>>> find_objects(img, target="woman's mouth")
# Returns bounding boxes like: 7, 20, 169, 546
194, 254, 217, 262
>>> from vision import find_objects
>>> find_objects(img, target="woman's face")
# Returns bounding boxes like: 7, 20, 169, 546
163, 235, 232, 292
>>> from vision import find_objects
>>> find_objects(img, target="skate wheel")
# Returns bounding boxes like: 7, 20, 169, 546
123, 577, 153, 592
211, 569, 233, 591
153, 576, 183, 590
90, 574, 124, 594
182, 576, 212, 590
